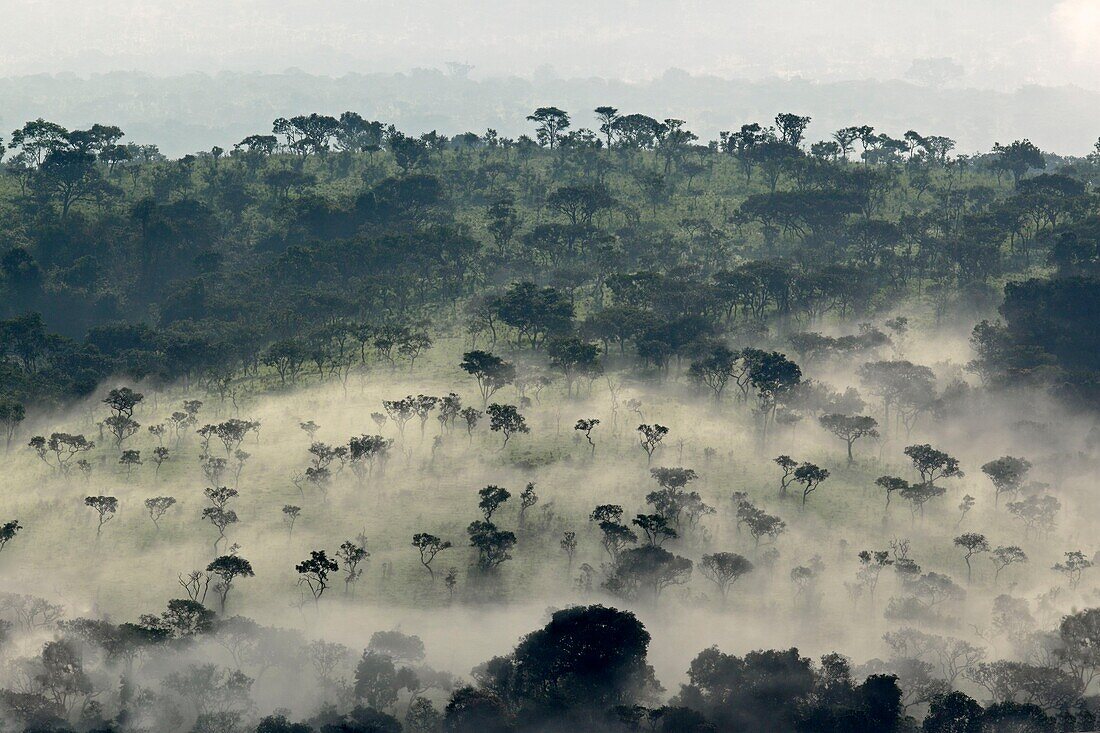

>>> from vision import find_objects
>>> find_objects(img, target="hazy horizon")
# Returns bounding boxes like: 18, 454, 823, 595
4, 0, 1099, 91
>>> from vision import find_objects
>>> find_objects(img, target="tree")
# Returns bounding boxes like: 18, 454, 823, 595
354, 651, 400, 710
981, 456, 1031, 507
748, 352, 802, 440
904, 444, 964, 486
412, 533, 452, 579
527, 107, 570, 149
574, 418, 599, 455
119, 448, 142, 477
773, 455, 798, 496
296, 550, 339, 602
0, 520, 22, 553
775, 113, 812, 147
1057, 608, 1100, 689
637, 424, 669, 465
607, 546, 692, 599
206, 555, 254, 611
84, 496, 118, 538
952, 533, 989, 584
990, 546, 1027, 585
992, 139, 1046, 184
477, 485, 511, 521
1052, 551, 1092, 590
547, 336, 601, 397
486, 403, 528, 448
923, 691, 983, 733
460, 351, 515, 406
338, 540, 369, 593
899, 482, 946, 519
467, 521, 517, 570
144, 496, 176, 530
699, 553, 753, 602
0, 397, 25, 450
282, 505, 300, 536
460, 407, 483, 438
738, 503, 786, 547
560, 531, 578, 571
688, 345, 739, 402
876, 476, 909, 513
632, 513, 677, 546
794, 463, 829, 507
495, 605, 659, 719
595, 106, 619, 150
818, 414, 879, 465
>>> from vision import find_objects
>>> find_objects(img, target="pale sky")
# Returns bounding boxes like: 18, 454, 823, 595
2, 0, 1099, 89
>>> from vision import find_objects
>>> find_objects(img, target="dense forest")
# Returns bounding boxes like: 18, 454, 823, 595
2, 105, 1100, 733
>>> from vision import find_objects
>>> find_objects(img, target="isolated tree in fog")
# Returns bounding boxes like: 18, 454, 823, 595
0, 520, 22, 553
84, 495, 118, 538
700, 552, 753, 601
608, 545, 693, 599
119, 448, 142, 477
412, 533, 452, 579
460, 406, 483, 438
486, 404, 528, 448
981, 456, 1031, 508
144, 496, 176, 530
876, 475, 909, 513
904, 444, 964, 486
990, 545, 1028, 585
477, 485, 511, 521
637, 424, 669, 465
527, 107, 570, 149
338, 540, 369, 593
282, 505, 300, 537
574, 418, 600, 455
774, 455, 798, 496
467, 521, 516, 570
207, 554, 254, 611
794, 463, 829, 507
591, 504, 638, 560
953, 533, 990, 584
296, 550, 339, 602
818, 414, 879, 465
1052, 551, 1092, 590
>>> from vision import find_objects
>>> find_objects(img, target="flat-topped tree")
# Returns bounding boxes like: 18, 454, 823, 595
411, 533, 452, 579
953, 533, 990, 584
460, 350, 515, 406
487, 403, 528, 448
700, 552, 753, 602
84, 496, 118, 538
875, 476, 910, 514
794, 463, 829, 507
574, 418, 600, 455
467, 521, 516, 571
990, 546, 1027, 585
411, 395, 440, 437
818, 414, 879, 465
688, 345, 738, 402
208, 554, 254, 611
144, 496, 176, 530
904, 444, 964, 486
103, 386, 143, 418
282, 505, 301, 537
981, 456, 1031, 507
774, 455, 798, 496
296, 550, 339, 602
0, 520, 23, 553
637, 424, 669, 465
30, 432, 94, 474
382, 398, 415, 438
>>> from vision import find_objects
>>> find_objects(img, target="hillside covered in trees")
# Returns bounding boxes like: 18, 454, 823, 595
2, 106, 1100, 733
